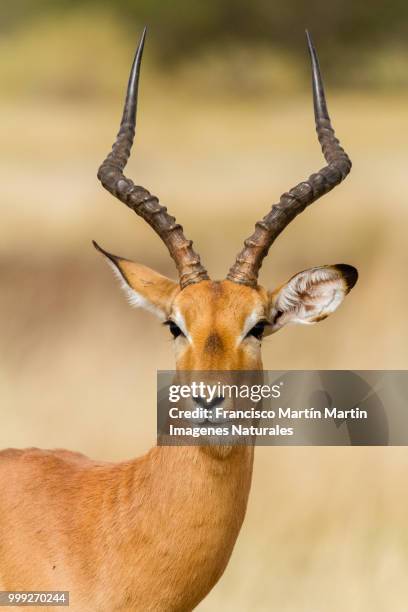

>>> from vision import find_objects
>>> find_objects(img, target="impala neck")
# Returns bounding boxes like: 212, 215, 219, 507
114, 444, 254, 609
139, 444, 255, 517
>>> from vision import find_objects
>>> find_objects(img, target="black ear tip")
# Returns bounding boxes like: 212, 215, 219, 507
334, 264, 359, 291
92, 240, 107, 256
92, 240, 118, 262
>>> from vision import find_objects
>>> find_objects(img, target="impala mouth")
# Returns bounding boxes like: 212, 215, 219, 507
189, 402, 230, 425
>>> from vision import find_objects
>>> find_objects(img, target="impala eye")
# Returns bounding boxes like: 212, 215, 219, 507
246, 320, 267, 340
164, 320, 184, 339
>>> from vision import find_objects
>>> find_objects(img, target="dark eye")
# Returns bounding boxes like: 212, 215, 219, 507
246, 320, 267, 340
164, 320, 184, 339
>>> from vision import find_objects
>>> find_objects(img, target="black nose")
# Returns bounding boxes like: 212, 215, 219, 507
195, 395, 224, 409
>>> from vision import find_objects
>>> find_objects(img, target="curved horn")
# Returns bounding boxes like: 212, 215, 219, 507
226, 31, 352, 287
97, 28, 209, 289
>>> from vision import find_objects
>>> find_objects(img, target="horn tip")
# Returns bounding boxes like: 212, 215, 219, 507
131, 26, 147, 68
138, 26, 147, 51
305, 29, 316, 57
140, 26, 147, 46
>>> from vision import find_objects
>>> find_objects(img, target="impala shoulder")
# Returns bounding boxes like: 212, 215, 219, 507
0, 447, 96, 470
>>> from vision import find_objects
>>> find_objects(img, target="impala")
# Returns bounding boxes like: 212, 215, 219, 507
0, 30, 357, 611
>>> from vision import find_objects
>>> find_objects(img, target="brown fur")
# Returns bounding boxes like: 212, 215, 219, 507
0, 280, 261, 611
204, 333, 224, 353
0, 265, 355, 610
174, 281, 267, 371
0, 445, 253, 611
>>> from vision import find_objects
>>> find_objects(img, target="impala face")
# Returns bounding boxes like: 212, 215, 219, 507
95, 246, 357, 373
169, 280, 269, 371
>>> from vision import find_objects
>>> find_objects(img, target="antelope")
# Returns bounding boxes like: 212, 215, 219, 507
0, 29, 357, 611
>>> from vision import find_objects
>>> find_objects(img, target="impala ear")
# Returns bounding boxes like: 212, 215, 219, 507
93, 241, 179, 320
267, 264, 358, 334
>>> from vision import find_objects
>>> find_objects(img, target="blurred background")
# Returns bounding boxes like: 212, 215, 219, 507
1, 1, 408, 610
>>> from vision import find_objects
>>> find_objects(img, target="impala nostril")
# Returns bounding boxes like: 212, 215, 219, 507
195, 395, 225, 409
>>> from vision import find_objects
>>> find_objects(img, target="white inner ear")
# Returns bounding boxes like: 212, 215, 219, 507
270, 267, 348, 330
106, 259, 167, 320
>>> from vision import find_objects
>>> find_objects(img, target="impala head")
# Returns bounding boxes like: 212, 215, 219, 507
95, 29, 358, 373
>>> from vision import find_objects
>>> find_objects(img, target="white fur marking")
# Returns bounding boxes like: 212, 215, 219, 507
172, 308, 192, 343
237, 310, 265, 346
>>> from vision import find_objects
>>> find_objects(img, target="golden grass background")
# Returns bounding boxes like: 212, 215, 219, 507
1, 11, 408, 611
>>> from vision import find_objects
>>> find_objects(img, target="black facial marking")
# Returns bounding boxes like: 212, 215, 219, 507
205, 333, 224, 353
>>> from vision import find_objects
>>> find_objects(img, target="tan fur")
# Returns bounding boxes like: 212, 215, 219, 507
0, 263, 355, 611
173, 281, 267, 371
0, 445, 253, 611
